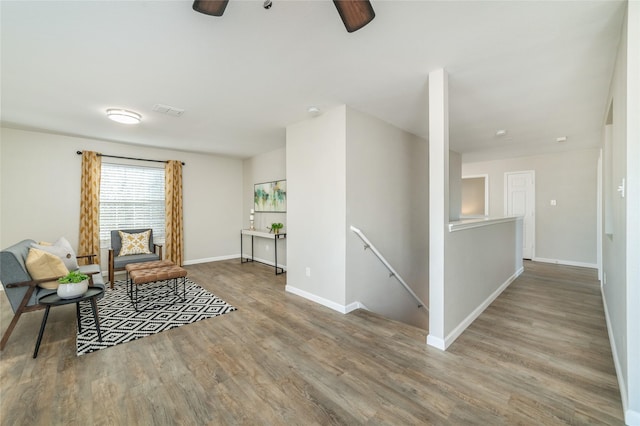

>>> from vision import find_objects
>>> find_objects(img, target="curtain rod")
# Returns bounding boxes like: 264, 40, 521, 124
76, 151, 185, 166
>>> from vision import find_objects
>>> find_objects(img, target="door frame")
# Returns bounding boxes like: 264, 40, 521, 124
504, 170, 535, 260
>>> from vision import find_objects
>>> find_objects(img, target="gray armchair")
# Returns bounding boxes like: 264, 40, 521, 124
0, 239, 105, 350
108, 229, 163, 288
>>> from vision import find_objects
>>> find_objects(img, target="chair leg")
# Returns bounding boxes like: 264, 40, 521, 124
108, 249, 115, 289
0, 311, 24, 350
1, 284, 38, 351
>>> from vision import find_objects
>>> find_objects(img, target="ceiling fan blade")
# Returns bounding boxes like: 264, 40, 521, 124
333, 0, 375, 33
193, 0, 229, 17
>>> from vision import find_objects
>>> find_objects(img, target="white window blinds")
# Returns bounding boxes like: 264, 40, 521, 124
99, 162, 166, 247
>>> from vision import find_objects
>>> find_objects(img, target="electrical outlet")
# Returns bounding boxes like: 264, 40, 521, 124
265, 245, 269, 251
305, 267, 311, 277
550, 200, 557, 206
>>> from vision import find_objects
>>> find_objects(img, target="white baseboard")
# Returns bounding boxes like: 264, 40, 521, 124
284, 284, 368, 315
183, 254, 239, 265
236, 254, 287, 271
345, 301, 367, 313
426, 334, 446, 350
533, 257, 598, 269
601, 288, 634, 425
285, 285, 351, 314
626, 409, 640, 426
100, 254, 284, 269
439, 266, 524, 350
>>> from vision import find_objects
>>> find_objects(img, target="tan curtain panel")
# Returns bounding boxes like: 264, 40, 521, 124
78, 151, 101, 263
165, 160, 184, 266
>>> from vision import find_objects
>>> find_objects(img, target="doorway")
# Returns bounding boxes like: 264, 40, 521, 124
505, 171, 535, 260
461, 174, 489, 217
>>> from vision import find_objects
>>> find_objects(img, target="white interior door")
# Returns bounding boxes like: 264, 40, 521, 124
505, 171, 535, 260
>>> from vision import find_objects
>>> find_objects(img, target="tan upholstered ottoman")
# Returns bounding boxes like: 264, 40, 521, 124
125, 260, 175, 274
126, 262, 187, 311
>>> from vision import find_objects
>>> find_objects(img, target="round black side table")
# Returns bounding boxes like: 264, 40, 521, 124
34, 287, 104, 358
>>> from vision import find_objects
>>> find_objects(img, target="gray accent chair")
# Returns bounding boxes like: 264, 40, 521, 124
108, 229, 163, 289
0, 239, 105, 350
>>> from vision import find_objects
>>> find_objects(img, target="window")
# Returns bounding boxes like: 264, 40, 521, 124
99, 162, 165, 247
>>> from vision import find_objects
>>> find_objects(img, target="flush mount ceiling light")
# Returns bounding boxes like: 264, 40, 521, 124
307, 106, 321, 117
556, 136, 568, 143
496, 129, 507, 137
106, 109, 141, 124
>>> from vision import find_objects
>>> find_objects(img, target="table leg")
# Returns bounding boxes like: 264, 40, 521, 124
134, 283, 139, 311
33, 306, 51, 358
76, 302, 82, 333
241, 233, 255, 264
274, 237, 278, 274
90, 297, 103, 342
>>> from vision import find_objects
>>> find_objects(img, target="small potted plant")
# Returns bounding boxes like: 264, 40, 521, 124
269, 223, 284, 234
57, 270, 90, 299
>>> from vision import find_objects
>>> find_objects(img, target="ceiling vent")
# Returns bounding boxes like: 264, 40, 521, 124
152, 103, 185, 117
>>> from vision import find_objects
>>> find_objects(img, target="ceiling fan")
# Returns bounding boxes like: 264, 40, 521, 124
192, 0, 375, 33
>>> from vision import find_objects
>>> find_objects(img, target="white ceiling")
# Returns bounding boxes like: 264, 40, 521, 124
1, 0, 626, 160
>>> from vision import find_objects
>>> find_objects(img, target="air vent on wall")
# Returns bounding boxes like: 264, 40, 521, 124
152, 103, 185, 117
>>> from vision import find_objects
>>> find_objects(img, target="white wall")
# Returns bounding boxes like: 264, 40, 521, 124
625, 2, 640, 420
427, 69, 449, 349
345, 106, 429, 328
0, 127, 243, 267
428, 69, 523, 350
602, 2, 640, 424
449, 150, 462, 221
286, 106, 347, 308
444, 219, 523, 346
461, 177, 486, 216
242, 148, 287, 267
463, 149, 599, 267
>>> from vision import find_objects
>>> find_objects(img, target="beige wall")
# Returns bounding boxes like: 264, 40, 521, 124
286, 106, 348, 307
444, 218, 522, 344
602, 2, 640, 422
286, 105, 430, 323
345, 106, 429, 328
242, 147, 287, 266
463, 149, 599, 267
0, 127, 243, 267
449, 151, 462, 221
461, 177, 486, 216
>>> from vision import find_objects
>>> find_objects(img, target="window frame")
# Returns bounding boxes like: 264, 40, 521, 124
99, 161, 166, 249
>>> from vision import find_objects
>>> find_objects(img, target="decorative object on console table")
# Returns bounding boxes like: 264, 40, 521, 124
269, 223, 284, 235
250, 208, 255, 231
254, 180, 286, 212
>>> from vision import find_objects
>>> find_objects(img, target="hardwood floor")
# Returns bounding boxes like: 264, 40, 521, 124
0, 260, 623, 424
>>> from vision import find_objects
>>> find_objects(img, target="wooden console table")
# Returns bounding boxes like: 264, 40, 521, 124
240, 229, 286, 275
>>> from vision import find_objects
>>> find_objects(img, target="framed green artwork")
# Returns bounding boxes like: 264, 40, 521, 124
254, 180, 286, 212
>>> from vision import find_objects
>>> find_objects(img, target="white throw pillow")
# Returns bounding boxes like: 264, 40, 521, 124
119, 230, 152, 256
31, 237, 78, 271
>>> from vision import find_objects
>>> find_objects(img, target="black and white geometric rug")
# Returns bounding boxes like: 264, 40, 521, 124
76, 278, 237, 356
